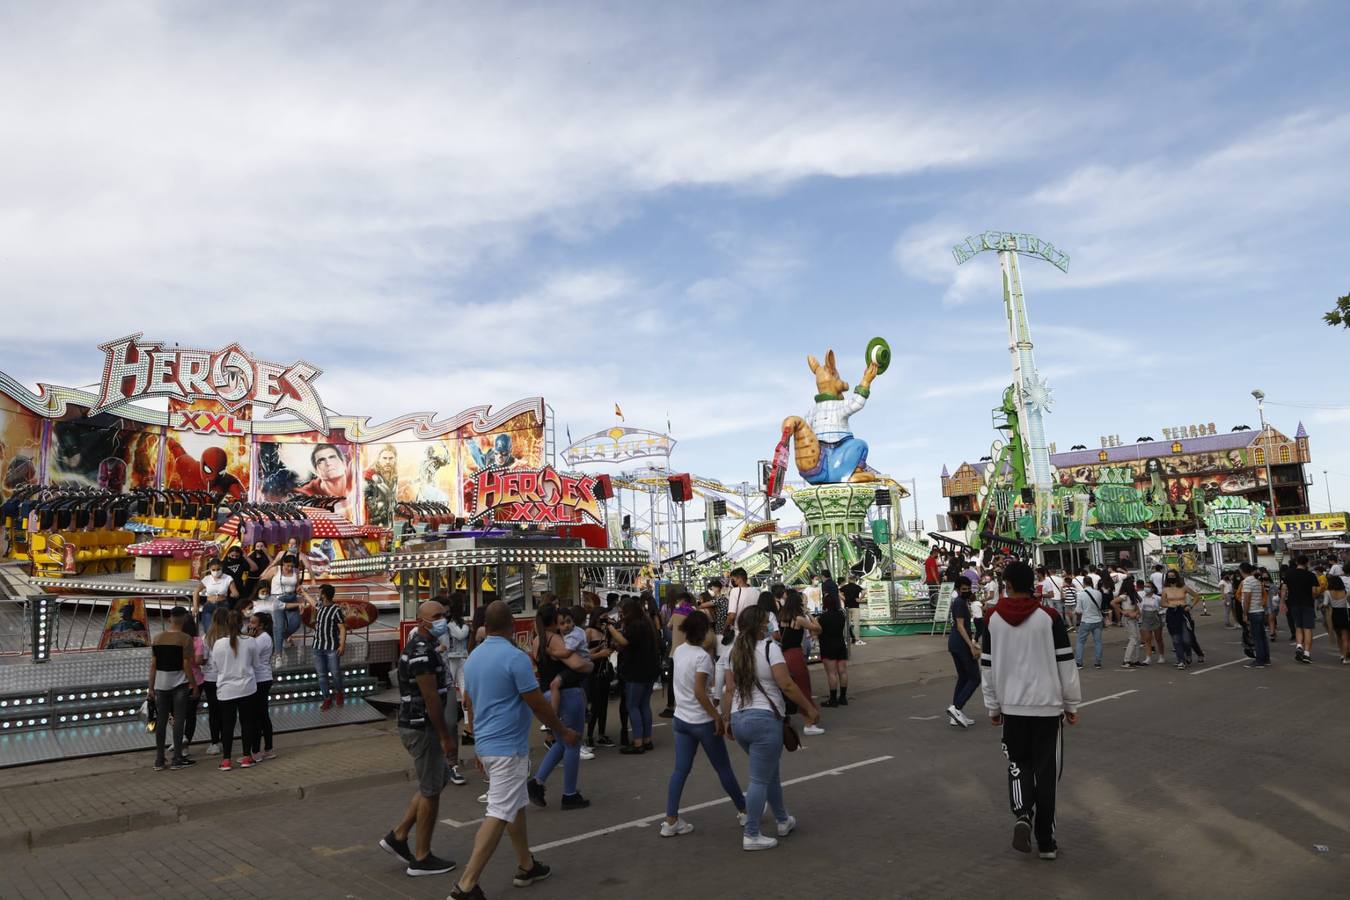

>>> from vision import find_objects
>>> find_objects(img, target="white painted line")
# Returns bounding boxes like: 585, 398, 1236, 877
439, 816, 485, 828
1190, 658, 1248, 676
908, 715, 941, 721
528, 755, 894, 853
1078, 689, 1137, 708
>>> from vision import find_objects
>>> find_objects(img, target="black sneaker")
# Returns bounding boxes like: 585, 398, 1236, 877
838, 696, 849, 706
596, 736, 615, 748
1038, 843, 1058, 860
152, 760, 167, 772
170, 757, 197, 770
513, 857, 552, 886
619, 744, 643, 755
406, 853, 456, 877
1012, 816, 1032, 853
527, 778, 547, 807
450, 882, 487, 900
460, 731, 475, 746
380, 830, 413, 863
560, 792, 590, 810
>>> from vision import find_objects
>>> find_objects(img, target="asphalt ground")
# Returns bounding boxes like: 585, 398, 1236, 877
1, 616, 1346, 899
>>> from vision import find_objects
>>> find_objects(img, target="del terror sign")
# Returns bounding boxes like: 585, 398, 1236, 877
467, 466, 601, 525
92, 334, 329, 432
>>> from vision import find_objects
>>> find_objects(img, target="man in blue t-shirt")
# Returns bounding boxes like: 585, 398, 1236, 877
450, 601, 578, 900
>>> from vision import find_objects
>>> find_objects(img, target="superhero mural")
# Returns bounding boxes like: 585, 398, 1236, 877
457, 410, 545, 517
360, 434, 461, 527
46, 408, 161, 492
0, 399, 44, 498
163, 398, 250, 499
254, 433, 359, 521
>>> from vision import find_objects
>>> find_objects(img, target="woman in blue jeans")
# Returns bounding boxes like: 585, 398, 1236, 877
662, 611, 746, 836
719, 607, 820, 851
527, 603, 594, 810
605, 596, 661, 754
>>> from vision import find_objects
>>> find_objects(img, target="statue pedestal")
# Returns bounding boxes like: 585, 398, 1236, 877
791, 484, 879, 537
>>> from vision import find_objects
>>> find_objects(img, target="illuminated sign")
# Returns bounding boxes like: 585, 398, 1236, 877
173, 409, 247, 436
467, 466, 601, 525
1258, 513, 1347, 535
562, 426, 676, 465
92, 334, 328, 432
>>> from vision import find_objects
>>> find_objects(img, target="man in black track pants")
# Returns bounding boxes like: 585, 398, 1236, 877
980, 561, 1082, 860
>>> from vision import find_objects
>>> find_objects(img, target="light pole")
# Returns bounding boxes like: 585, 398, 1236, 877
1324, 469, 1332, 513
1252, 390, 1280, 555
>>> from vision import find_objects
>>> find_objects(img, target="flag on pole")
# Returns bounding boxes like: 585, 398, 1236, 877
614, 404, 624, 422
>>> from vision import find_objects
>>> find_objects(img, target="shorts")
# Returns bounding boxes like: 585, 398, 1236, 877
480, 754, 530, 823
1289, 605, 1316, 630
1140, 610, 1162, 631
399, 727, 447, 798
1332, 608, 1350, 634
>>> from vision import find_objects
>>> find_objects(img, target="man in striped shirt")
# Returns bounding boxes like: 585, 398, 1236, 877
313, 584, 347, 711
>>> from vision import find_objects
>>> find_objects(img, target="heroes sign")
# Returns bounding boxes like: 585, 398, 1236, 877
468, 466, 601, 525
92, 334, 328, 432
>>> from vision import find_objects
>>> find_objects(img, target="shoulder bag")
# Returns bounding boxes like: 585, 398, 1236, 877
752, 641, 800, 752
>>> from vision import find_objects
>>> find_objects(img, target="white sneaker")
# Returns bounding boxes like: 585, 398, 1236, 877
958, 709, 976, 727
477, 792, 489, 804
660, 819, 694, 837
539, 723, 549, 732
743, 834, 778, 851
206, 743, 221, 755
802, 724, 825, 736
737, 812, 748, 826
776, 815, 796, 837
855, 640, 866, 646
579, 745, 595, 760
946, 705, 971, 728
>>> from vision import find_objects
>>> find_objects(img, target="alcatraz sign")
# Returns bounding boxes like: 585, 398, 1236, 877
92, 334, 329, 432
467, 466, 601, 525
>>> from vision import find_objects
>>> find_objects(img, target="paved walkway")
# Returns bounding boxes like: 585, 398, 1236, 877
4, 617, 1347, 899
0, 633, 952, 853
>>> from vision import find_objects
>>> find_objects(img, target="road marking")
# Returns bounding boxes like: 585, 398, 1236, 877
439, 816, 485, 828
528, 755, 894, 853
1078, 689, 1137, 708
1190, 658, 1248, 676
908, 715, 942, 721
311, 844, 366, 857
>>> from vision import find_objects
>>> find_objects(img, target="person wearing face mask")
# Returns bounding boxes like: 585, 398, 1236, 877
945, 576, 981, 728
312, 584, 347, 711
380, 600, 458, 878
260, 551, 306, 647
193, 559, 238, 636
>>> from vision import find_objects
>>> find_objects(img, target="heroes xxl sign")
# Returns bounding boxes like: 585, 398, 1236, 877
467, 466, 601, 525
92, 334, 329, 432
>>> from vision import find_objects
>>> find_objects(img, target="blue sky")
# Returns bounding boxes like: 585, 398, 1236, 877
2, 1, 1349, 526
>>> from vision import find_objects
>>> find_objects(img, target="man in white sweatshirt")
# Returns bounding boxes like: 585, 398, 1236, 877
980, 561, 1081, 861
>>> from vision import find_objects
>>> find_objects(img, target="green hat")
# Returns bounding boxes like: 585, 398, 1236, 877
865, 337, 891, 375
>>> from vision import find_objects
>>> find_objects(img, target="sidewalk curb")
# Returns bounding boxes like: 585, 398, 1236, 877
7, 767, 416, 853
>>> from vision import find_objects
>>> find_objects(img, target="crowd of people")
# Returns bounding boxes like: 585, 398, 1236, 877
383, 568, 860, 898
147, 545, 347, 773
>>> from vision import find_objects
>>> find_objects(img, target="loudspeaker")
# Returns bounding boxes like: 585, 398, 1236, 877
594, 474, 613, 501
668, 473, 692, 503
712, 499, 727, 518
873, 488, 892, 507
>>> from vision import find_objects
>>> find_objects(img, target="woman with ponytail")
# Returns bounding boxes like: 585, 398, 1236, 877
209, 609, 258, 771
719, 607, 820, 851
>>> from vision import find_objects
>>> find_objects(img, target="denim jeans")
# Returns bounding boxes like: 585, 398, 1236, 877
1249, 612, 1269, 664
731, 708, 788, 837
314, 648, 344, 698
1075, 621, 1104, 665
535, 686, 584, 796
625, 680, 654, 741
949, 647, 980, 709
1165, 607, 1188, 664
273, 595, 302, 649
667, 717, 745, 817
154, 683, 190, 765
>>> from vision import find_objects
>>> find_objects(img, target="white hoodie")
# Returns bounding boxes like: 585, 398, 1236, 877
980, 594, 1081, 717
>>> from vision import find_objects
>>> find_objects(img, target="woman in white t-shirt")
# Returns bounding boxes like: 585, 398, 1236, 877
719, 607, 819, 852
210, 609, 258, 771
193, 559, 238, 635
260, 551, 305, 646
661, 610, 747, 838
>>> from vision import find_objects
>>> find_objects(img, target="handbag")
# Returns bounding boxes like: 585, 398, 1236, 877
752, 642, 800, 752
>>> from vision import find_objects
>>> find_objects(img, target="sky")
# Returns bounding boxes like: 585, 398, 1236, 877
2, 0, 1350, 531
